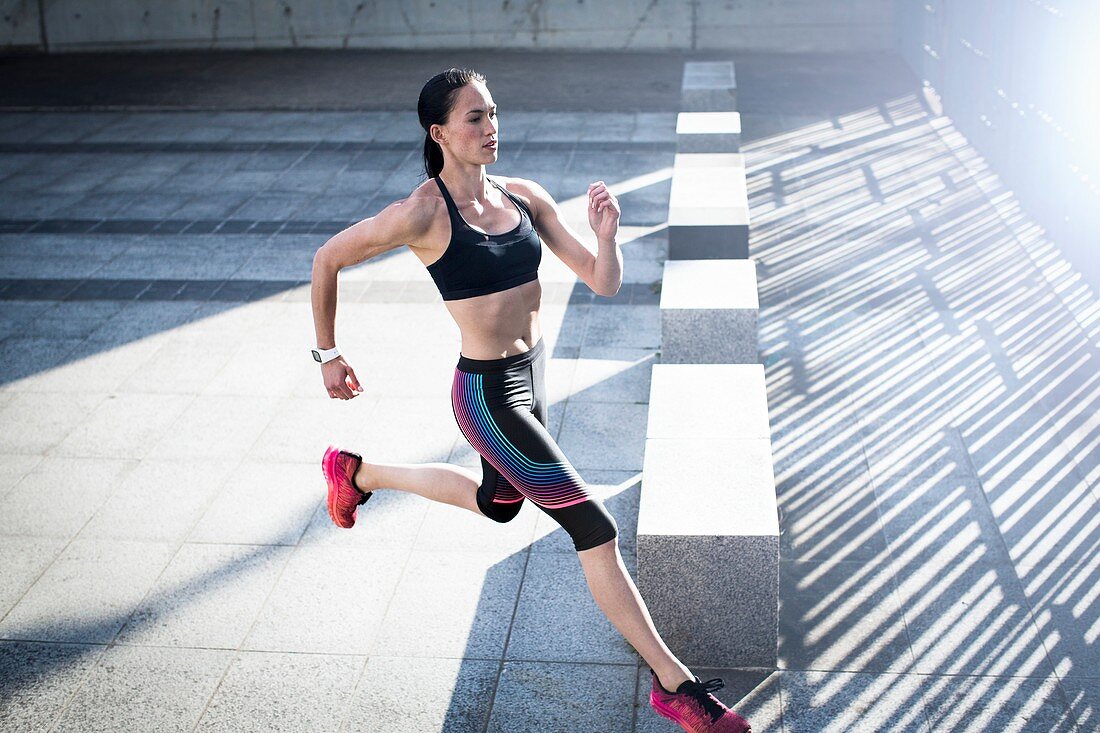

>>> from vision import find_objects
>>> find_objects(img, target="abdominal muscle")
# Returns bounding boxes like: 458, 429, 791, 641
443, 278, 543, 360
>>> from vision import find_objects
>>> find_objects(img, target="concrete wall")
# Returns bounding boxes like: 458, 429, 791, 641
2, 0, 893, 53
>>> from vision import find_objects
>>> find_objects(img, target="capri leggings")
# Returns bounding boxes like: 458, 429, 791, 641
451, 336, 619, 552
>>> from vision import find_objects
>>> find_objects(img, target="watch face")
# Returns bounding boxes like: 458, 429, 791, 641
312, 350, 322, 363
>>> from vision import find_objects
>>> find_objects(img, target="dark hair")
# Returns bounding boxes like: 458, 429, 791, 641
418, 67, 487, 179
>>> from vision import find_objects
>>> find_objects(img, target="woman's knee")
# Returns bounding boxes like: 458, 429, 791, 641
570, 505, 619, 552
476, 485, 524, 523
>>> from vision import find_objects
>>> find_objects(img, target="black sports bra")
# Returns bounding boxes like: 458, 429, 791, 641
426, 175, 542, 301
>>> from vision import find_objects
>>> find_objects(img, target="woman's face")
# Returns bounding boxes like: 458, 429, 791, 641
434, 81, 499, 165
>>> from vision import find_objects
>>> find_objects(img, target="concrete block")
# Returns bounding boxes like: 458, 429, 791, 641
637, 437, 778, 667
646, 363, 771, 440
676, 111, 742, 153
668, 153, 749, 259
660, 259, 758, 363
681, 61, 738, 112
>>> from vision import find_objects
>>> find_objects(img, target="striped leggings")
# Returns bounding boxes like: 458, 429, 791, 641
450, 336, 618, 552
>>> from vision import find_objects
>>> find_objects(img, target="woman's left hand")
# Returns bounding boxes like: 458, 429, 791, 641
587, 181, 620, 241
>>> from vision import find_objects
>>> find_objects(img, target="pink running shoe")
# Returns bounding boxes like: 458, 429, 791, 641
322, 445, 372, 529
649, 668, 752, 733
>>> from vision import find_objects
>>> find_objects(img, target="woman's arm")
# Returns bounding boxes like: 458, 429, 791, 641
311, 197, 430, 349
310, 197, 431, 399
506, 177, 622, 297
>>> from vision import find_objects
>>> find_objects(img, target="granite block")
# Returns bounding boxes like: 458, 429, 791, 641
681, 61, 738, 113
676, 111, 742, 154
647, 364, 771, 439
668, 153, 750, 260
638, 529, 777, 668
660, 259, 758, 363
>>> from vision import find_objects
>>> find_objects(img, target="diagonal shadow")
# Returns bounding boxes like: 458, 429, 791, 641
751, 75, 1093, 729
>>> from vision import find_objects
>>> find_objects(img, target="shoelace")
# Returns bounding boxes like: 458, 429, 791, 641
679, 677, 727, 722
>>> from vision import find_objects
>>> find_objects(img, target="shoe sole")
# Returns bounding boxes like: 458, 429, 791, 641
650, 695, 693, 732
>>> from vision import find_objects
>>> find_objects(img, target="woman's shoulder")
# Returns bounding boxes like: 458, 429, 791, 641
364, 180, 446, 248
391, 179, 448, 222
491, 174, 544, 215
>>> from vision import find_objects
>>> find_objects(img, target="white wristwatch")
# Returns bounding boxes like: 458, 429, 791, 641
311, 345, 341, 364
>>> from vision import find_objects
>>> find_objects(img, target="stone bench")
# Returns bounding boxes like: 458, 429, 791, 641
681, 60, 738, 112
637, 363, 779, 668
660, 259, 758, 363
668, 153, 750, 259
677, 111, 742, 153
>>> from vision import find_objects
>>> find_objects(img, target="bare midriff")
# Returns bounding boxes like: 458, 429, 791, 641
442, 278, 543, 360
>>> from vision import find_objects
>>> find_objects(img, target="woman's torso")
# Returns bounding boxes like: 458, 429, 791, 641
406, 174, 543, 359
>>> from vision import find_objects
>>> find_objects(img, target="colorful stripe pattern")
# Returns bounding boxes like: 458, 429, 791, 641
452, 368, 591, 509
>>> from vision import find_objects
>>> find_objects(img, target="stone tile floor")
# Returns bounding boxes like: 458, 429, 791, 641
0, 52, 1095, 732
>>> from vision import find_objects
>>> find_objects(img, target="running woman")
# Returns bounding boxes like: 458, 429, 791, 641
310, 67, 751, 733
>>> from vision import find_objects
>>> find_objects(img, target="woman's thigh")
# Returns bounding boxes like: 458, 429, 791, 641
451, 363, 617, 551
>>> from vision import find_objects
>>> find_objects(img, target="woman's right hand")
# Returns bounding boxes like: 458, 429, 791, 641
322, 358, 363, 400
